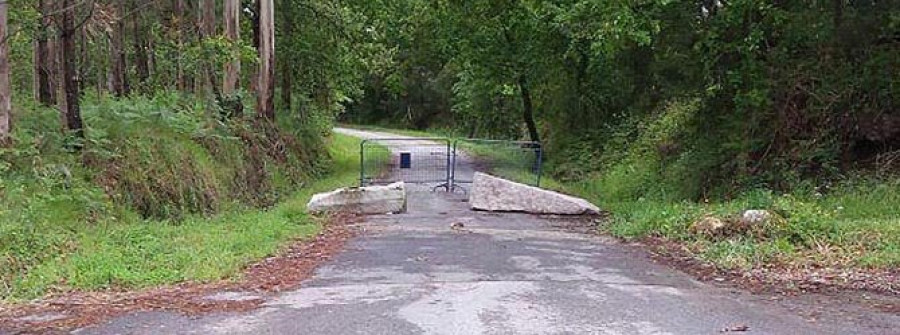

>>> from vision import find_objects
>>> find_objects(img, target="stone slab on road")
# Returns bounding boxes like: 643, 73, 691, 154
307, 181, 407, 214
471, 172, 600, 215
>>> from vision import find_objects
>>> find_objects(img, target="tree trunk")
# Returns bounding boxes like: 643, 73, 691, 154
34, 0, 54, 105
250, 0, 261, 96
256, 0, 275, 120
175, 0, 185, 91
518, 78, 540, 143
0, 2, 11, 143
833, 0, 843, 28
279, 0, 292, 111
60, 0, 84, 144
200, 0, 217, 99
281, 63, 292, 111
132, 7, 150, 90
223, 0, 240, 95
78, 24, 88, 92
109, 0, 127, 97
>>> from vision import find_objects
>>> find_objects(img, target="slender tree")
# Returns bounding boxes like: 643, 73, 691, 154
223, 0, 241, 95
132, 1, 150, 89
109, 0, 128, 96
517, 77, 539, 143
249, 0, 260, 95
256, 0, 275, 120
0, 1, 10, 143
59, 0, 84, 143
34, 0, 55, 105
278, 0, 292, 110
175, 0, 186, 91
200, 0, 217, 98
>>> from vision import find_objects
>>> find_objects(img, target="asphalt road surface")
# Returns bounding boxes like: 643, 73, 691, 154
72, 128, 898, 335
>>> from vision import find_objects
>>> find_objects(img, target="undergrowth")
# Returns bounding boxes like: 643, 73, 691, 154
354, 111, 900, 272
544, 99, 900, 271
0, 93, 358, 302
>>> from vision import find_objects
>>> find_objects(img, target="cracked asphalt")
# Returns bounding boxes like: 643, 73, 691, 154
72, 129, 898, 334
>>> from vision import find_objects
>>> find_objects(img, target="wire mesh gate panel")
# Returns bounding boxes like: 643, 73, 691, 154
360, 138, 452, 188
451, 139, 543, 188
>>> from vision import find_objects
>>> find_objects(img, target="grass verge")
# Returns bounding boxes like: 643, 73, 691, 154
556, 178, 900, 270
1, 133, 362, 302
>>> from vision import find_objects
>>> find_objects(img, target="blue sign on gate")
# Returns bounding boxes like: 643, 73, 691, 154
400, 152, 412, 169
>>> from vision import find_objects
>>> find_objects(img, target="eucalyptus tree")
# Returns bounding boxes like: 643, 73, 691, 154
34, 0, 54, 105
59, 0, 84, 144
0, 1, 9, 144
256, 0, 275, 120
223, 0, 240, 95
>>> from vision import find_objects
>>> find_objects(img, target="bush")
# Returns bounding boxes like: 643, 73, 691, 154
0, 92, 330, 300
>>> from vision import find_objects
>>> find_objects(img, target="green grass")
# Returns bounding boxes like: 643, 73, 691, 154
560, 177, 900, 270
1, 93, 364, 302
5, 134, 362, 301
447, 140, 538, 185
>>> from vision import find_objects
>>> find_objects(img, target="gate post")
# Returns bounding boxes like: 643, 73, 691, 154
536, 145, 543, 187
450, 140, 458, 191
445, 140, 452, 192
359, 139, 367, 187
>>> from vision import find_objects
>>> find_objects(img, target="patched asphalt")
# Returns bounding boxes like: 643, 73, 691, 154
71, 129, 899, 334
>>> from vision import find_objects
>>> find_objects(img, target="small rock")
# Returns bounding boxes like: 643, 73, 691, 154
450, 222, 465, 230
721, 323, 750, 332
736, 209, 788, 237
740, 210, 773, 225
15, 312, 69, 323
691, 216, 726, 235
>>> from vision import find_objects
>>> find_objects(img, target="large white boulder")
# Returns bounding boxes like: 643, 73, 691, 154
307, 182, 407, 214
470, 173, 600, 215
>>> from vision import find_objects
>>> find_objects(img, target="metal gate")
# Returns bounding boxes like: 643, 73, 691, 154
359, 137, 542, 191
451, 139, 542, 189
360, 138, 452, 188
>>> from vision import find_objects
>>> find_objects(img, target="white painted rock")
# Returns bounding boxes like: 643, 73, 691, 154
469, 173, 600, 215
307, 182, 407, 214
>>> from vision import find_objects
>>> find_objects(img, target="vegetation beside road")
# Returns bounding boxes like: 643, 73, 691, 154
1, 0, 377, 303
1, 95, 363, 302
352, 125, 900, 278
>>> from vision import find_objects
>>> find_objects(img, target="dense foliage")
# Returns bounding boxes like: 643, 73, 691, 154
0, 0, 376, 300
1, 0, 378, 216
344, 0, 900, 199
0, 95, 328, 299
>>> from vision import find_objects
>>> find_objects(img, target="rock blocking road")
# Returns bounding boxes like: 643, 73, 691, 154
72, 128, 898, 335
470, 172, 600, 215
307, 182, 408, 215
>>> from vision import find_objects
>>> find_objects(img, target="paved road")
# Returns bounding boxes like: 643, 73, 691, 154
74, 129, 897, 334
